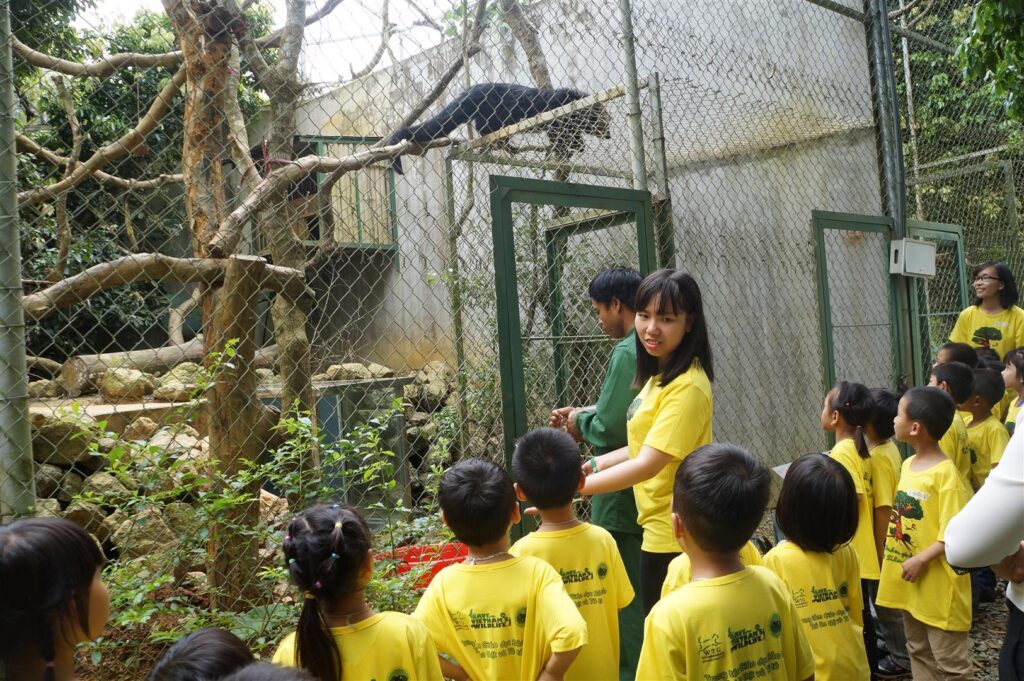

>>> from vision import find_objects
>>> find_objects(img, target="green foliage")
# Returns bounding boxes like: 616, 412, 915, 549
959, 0, 1024, 121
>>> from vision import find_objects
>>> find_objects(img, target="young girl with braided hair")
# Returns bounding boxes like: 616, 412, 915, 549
272, 504, 444, 681
0, 517, 109, 681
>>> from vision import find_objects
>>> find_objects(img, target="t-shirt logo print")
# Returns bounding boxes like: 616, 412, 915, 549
626, 395, 642, 420
697, 633, 724, 662
769, 613, 783, 638
597, 562, 608, 579
972, 326, 1003, 348
515, 607, 527, 627
890, 490, 923, 551
386, 669, 410, 681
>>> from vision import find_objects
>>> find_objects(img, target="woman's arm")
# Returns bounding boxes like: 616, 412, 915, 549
581, 445, 674, 496
537, 648, 581, 681
583, 445, 630, 475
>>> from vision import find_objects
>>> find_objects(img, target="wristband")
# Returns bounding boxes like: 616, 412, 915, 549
590, 455, 599, 473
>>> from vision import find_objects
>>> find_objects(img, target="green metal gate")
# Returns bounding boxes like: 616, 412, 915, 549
490, 176, 659, 464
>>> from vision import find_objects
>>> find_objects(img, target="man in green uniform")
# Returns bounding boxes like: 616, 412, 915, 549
549, 267, 643, 680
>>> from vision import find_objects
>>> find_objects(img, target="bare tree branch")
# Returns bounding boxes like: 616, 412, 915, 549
351, 0, 391, 79
276, 0, 307, 81
18, 66, 187, 207
905, 0, 935, 28
169, 287, 201, 346
48, 76, 84, 283
498, 0, 551, 89
256, 0, 345, 50
23, 253, 310, 323
12, 35, 182, 77
888, 0, 923, 20
226, 46, 261, 195
402, 0, 443, 32
26, 356, 62, 376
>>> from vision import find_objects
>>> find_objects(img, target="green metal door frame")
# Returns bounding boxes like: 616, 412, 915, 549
490, 175, 657, 466
812, 210, 902, 393
907, 219, 969, 386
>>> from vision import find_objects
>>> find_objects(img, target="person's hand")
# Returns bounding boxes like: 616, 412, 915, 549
994, 541, 1024, 583
901, 555, 927, 582
565, 408, 582, 441
549, 406, 573, 428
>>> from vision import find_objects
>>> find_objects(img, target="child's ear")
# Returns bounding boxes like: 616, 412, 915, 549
909, 420, 921, 438
362, 549, 375, 578
672, 512, 684, 540
576, 470, 586, 492
513, 482, 528, 502
440, 509, 450, 529
510, 503, 522, 525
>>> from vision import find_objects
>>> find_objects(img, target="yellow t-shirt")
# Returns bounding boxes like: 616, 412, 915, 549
949, 304, 1024, 359
968, 415, 1010, 483
636, 566, 815, 681
660, 541, 763, 599
996, 389, 1015, 421
829, 439, 878, 579
958, 409, 974, 427
510, 523, 633, 681
868, 440, 902, 509
1007, 396, 1023, 437
762, 541, 869, 681
938, 411, 971, 483
412, 555, 587, 680
272, 611, 444, 681
625, 365, 713, 553
876, 457, 972, 632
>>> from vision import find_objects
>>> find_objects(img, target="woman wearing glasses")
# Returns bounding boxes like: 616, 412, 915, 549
949, 261, 1023, 360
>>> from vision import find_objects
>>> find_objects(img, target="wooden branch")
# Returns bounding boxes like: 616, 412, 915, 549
499, 0, 551, 89
351, 0, 391, 79
18, 66, 187, 207
226, 47, 260, 197
22, 253, 309, 323
276, 0, 306, 81
26, 355, 62, 377
224, 0, 281, 93
12, 36, 182, 78
48, 76, 84, 283
207, 137, 451, 256
168, 287, 201, 346
402, 0, 443, 32
254, 0, 346, 50
888, 0, 923, 20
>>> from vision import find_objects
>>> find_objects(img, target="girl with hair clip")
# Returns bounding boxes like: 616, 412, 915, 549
820, 380, 881, 675
764, 453, 870, 680
579, 268, 714, 615
272, 504, 444, 681
0, 517, 110, 681
950, 261, 1024, 359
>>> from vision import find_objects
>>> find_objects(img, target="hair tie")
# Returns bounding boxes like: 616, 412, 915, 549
284, 534, 291, 541
844, 401, 850, 407
331, 503, 340, 509
334, 521, 342, 529
314, 580, 322, 589
330, 552, 339, 559
304, 592, 316, 600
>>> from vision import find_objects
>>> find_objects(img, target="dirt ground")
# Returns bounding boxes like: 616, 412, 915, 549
972, 581, 1010, 680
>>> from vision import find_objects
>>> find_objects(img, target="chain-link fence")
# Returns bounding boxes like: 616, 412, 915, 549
0, 0, 1019, 677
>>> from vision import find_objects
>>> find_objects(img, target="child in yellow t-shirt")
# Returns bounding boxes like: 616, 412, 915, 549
966, 368, 1011, 476
659, 540, 762, 598
509, 428, 634, 681
763, 453, 870, 680
1003, 347, 1024, 437
929, 361, 975, 483
273, 505, 443, 681
820, 381, 881, 671
636, 444, 814, 681
876, 388, 973, 679
413, 458, 587, 681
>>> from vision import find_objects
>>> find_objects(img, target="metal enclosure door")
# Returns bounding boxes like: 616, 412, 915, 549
907, 220, 970, 386
813, 211, 901, 393
490, 176, 658, 465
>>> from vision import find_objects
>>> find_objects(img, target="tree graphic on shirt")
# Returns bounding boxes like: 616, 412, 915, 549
972, 326, 1003, 348
890, 491, 923, 551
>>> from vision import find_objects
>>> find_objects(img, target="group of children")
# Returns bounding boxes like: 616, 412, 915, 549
2, 364, 1021, 679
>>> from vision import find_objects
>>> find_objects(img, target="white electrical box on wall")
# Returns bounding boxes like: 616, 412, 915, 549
889, 238, 936, 278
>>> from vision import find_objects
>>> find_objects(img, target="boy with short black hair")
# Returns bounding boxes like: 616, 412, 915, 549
929, 361, 975, 482
935, 342, 979, 369
509, 428, 634, 681
966, 369, 1011, 479
636, 444, 814, 681
876, 387, 973, 680
413, 458, 587, 681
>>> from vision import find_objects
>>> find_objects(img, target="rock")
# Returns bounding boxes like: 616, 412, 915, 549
311, 372, 331, 382
28, 379, 50, 398
164, 501, 201, 538
408, 411, 431, 427
153, 380, 193, 402
366, 362, 394, 378
148, 427, 199, 456
100, 368, 154, 400
255, 368, 277, 383
34, 463, 64, 498
416, 360, 453, 385
56, 470, 85, 505
161, 362, 204, 385
109, 506, 175, 559
260, 488, 289, 528
82, 471, 130, 501
34, 498, 61, 517
123, 416, 159, 441
31, 409, 98, 467
185, 571, 209, 597
327, 363, 373, 381
172, 447, 212, 489
64, 500, 111, 542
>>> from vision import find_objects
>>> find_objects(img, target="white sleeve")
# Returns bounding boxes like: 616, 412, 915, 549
945, 428, 1024, 568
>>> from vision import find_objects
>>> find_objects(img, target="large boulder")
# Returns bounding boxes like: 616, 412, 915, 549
153, 362, 203, 402
34, 498, 61, 518
366, 362, 395, 378
123, 416, 159, 441
148, 427, 199, 457
64, 500, 111, 542
34, 463, 65, 498
109, 506, 175, 559
56, 470, 85, 505
404, 361, 453, 412
100, 368, 154, 400
326, 363, 373, 381
255, 368, 277, 383
31, 409, 98, 467
81, 471, 130, 502
259, 489, 289, 529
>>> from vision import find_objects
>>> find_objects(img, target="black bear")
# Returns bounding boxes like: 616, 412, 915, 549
385, 82, 611, 174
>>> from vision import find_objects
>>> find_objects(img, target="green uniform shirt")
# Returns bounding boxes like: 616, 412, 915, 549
576, 331, 642, 535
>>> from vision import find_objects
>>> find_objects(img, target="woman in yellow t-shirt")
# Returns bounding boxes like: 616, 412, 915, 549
580, 269, 714, 614
273, 505, 445, 681
949, 261, 1024, 359
820, 380, 881, 674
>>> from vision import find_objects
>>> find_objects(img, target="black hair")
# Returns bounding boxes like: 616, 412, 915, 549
903, 387, 956, 441
972, 261, 1019, 309
148, 628, 255, 681
980, 357, 1006, 372
671, 443, 770, 554
1006, 347, 1024, 383
588, 267, 642, 310
828, 381, 875, 458
633, 269, 714, 387
219, 663, 315, 681
972, 368, 1007, 409
868, 387, 899, 440
439, 458, 517, 547
930, 361, 975, 404
512, 428, 582, 510
281, 504, 373, 681
0, 517, 105, 681
937, 342, 978, 368
776, 454, 858, 553
976, 347, 1002, 365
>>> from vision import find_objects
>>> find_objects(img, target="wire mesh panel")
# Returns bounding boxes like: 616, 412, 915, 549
909, 230, 968, 376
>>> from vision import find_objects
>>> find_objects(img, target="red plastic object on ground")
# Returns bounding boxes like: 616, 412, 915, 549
380, 543, 467, 588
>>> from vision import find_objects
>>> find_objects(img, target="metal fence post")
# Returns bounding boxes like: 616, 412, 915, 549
618, 0, 648, 192
0, 0, 34, 522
